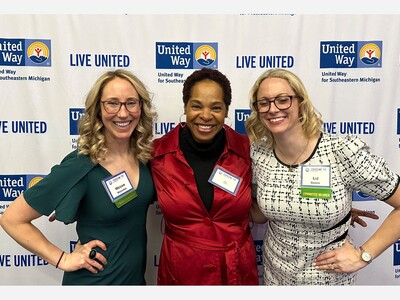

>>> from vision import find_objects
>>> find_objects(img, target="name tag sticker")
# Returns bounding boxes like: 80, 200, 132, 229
300, 165, 332, 199
102, 170, 137, 208
208, 165, 242, 196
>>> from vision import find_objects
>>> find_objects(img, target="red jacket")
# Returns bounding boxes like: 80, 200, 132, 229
150, 125, 258, 285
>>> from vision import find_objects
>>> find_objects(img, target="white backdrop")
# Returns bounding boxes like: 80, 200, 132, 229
0, 14, 399, 286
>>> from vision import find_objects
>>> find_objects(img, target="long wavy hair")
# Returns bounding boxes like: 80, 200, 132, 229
77, 69, 157, 164
245, 68, 323, 148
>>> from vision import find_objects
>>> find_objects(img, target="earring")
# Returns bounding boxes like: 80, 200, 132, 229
179, 114, 186, 127
224, 116, 232, 128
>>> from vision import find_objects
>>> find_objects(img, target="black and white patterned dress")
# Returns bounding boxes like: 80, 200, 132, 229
250, 133, 399, 285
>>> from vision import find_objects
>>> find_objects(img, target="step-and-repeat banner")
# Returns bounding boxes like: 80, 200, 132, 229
0, 14, 399, 285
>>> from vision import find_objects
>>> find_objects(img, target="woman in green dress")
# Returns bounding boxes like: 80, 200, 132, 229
0, 69, 157, 285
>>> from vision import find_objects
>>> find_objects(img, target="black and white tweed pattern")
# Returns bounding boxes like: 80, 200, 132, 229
250, 133, 398, 285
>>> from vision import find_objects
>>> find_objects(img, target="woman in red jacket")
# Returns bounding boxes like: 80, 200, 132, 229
150, 68, 259, 285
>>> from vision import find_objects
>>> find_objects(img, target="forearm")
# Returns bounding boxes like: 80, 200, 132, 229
0, 195, 64, 267
361, 207, 400, 260
1, 217, 64, 267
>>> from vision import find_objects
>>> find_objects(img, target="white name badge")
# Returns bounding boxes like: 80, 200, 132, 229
102, 170, 137, 208
300, 165, 332, 199
300, 165, 331, 187
208, 165, 242, 196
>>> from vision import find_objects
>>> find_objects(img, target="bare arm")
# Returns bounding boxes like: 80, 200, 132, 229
315, 186, 400, 273
0, 194, 107, 272
0, 194, 61, 264
358, 187, 400, 261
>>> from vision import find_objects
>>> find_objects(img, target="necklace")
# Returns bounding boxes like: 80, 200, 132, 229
277, 139, 309, 172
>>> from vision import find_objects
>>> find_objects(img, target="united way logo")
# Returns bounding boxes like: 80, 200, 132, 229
28, 176, 44, 188
394, 241, 400, 266
359, 42, 381, 66
320, 40, 382, 69
352, 191, 376, 201
194, 44, 217, 68
254, 239, 263, 265
0, 175, 43, 201
26, 40, 51, 66
0, 38, 51, 67
156, 42, 218, 69
397, 108, 400, 135
234, 109, 251, 134
69, 108, 85, 135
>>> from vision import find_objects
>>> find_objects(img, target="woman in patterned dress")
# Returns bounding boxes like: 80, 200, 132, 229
246, 68, 400, 285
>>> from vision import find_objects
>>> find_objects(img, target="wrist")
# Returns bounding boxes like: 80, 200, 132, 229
56, 251, 65, 269
359, 246, 372, 264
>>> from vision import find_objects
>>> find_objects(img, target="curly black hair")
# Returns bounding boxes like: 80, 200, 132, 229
182, 68, 232, 108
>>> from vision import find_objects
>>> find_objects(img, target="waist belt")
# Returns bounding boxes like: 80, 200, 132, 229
165, 224, 251, 285
165, 224, 251, 251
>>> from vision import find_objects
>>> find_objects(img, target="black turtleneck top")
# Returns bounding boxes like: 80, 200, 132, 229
179, 126, 226, 212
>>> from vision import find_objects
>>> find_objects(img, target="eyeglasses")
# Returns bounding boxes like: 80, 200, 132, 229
253, 94, 296, 113
101, 99, 142, 114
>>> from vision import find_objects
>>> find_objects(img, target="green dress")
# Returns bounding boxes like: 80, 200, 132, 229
24, 150, 156, 285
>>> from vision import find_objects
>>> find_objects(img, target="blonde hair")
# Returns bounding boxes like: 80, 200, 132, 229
77, 69, 157, 164
245, 68, 323, 148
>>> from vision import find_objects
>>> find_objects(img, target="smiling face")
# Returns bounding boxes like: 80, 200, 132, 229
256, 77, 301, 137
184, 79, 227, 143
100, 77, 141, 144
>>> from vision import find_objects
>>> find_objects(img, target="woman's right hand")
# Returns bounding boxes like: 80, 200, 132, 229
58, 240, 107, 273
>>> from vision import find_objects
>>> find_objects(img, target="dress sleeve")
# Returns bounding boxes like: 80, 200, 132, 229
335, 135, 399, 200
23, 151, 96, 223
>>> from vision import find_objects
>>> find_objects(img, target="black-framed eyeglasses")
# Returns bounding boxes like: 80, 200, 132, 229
252, 94, 296, 113
101, 99, 142, 114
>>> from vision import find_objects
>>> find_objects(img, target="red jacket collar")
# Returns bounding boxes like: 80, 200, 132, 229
152, 124, 249, 159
